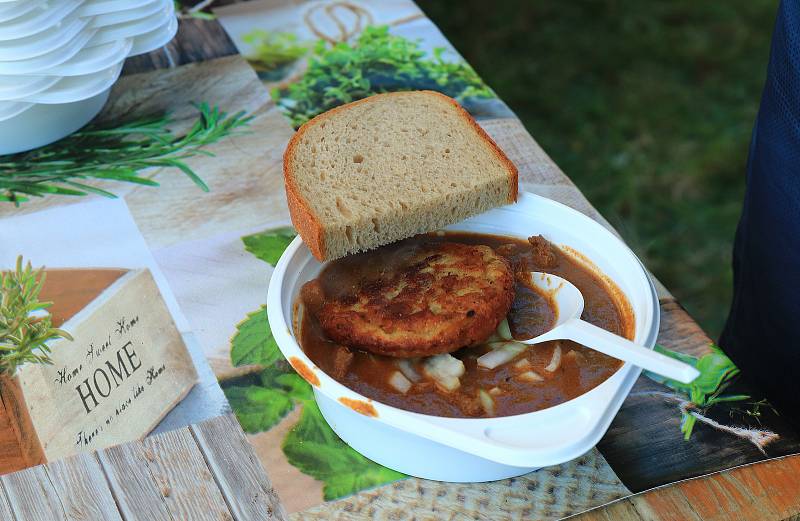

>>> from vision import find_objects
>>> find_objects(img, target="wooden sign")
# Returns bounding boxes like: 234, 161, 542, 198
10, 268, 197, 465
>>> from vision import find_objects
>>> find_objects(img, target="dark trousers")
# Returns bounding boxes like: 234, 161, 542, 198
720, 0, 800, 419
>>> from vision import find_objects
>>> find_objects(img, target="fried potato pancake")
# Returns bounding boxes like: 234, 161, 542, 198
318, 242, 514, 357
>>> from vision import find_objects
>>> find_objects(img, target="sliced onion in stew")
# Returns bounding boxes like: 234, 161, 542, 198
423, 353, 465, 392
388, 371, 413, 394
545, 343, 562, 372
477, 341, 527, 369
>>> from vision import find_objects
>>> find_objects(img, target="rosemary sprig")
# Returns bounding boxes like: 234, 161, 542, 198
0, 257, 72, 377
0, 102, 252, 205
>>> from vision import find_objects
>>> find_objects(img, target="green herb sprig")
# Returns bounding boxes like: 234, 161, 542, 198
174, 1, 216, 20
243, 30, 309, 73
272, 25, 494, 128
645, 344, 751, 439
0, 257, 72, 376
0, 103, 252, 205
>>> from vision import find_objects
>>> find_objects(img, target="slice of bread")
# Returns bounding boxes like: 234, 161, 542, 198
283, 90, 518, 261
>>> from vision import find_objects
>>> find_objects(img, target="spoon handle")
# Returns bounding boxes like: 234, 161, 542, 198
561, 319, 700, 384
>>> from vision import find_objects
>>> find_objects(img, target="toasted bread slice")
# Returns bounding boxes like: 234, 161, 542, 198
283, 91, 518, 261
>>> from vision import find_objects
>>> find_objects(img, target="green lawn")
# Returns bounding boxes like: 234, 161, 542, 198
417, 0, 777, 337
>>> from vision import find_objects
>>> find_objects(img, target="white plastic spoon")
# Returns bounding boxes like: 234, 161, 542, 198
519, 272, 700, 384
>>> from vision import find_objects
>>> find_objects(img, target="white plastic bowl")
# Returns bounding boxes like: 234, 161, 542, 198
15, 61, 122, 104
0, 13, 88, 60
129, 15, 178, 57
0, 74, 59, 101
0, 87, 109, 155
45, 37, 133, 77
0, 27, 96, 74
89, 8, 172, 45
87, 0, 168, 28
0, 99, 32, 122
267, 193, 660, 481
0, 0, 82, 41
0, 1, 46, 24
0, 0, 177, 154
80, 0, 156, 17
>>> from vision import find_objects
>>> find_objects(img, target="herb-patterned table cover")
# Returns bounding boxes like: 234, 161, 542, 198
2, 1, 799, 519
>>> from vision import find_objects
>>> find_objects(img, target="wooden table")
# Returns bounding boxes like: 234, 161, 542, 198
3, 11, 799, 521
0, 414, 285, 520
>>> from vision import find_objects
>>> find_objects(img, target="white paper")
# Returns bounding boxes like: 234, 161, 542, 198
0, 198, 190, 332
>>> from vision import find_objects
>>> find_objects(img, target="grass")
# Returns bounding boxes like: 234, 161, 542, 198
417, 0, 777, 337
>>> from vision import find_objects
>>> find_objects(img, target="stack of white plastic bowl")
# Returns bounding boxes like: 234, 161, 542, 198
0, 0, 178, 154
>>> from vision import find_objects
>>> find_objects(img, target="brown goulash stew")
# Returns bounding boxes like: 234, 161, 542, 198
296, 232, 634, 418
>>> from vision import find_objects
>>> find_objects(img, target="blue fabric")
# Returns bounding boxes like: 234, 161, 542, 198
720, 0, 800, 418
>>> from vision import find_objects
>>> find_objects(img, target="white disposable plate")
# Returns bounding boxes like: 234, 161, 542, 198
0, 0, 82, 41
89, 8, 173, 45
0, 27, 96, 74
87, 0, 168, 28
268, 193, 660, 481
0, 88, 110, 155
0, 0, 45, 23
0, 14, 87, 60
18, 61, 123, 104
129, 15, 178, 57
0, 74, 59, 101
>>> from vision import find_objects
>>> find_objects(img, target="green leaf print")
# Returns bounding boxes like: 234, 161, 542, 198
644, 344, 750, 440
230, 306, 280, 368
226, 225, 406, 498
242, 227, 297, 267
282, 399, 405, 501
224, 384, 294, 433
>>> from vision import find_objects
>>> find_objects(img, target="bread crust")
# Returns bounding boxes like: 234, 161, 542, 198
283, 124, 327, 260
283, 91, 519, 261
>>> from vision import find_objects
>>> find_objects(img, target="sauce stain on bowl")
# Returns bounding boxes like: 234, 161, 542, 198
289, 356, 320, 387
338, 397, 378, 417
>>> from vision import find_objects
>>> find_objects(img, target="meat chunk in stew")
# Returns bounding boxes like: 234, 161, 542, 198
331, 344, 354, 379
528, 234, 559, 269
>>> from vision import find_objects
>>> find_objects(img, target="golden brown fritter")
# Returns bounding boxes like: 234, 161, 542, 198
318, 242, 515, 357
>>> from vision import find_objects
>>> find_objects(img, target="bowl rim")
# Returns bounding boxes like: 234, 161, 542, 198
80, 0, 162, 17
267, 191, 660, 467
0, 14, 89, 61
0, 0, 83, 42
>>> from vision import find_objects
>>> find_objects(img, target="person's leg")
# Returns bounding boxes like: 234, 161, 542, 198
720, 0, 800, 421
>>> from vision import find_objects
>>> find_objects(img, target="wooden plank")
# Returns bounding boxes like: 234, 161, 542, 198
678, 472, 751, 519
0, 483, 17, 521
1, 465, 66, 520
98, 426, 235, 521
0, 375, 45, 475
628, 486, 703, 521
122, 17, 238, 75
44, 453, 123, 521
584, 498, 644, 521
190, 414, 287, 521
656, 299, 713, 358
577, 455, 800, 520
143, 426, 233, 521
97, 439, 174, 521
745, 455, 800, 515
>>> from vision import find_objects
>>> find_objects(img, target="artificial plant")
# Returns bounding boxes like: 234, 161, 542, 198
0, 257, 71, 377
